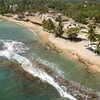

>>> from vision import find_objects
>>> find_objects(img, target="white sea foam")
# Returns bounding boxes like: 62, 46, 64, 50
34, 57, 64, 77
0, 39, 76, 100
0, 39, 29, 53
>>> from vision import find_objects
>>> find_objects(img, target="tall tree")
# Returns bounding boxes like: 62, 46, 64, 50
54, 23, 63, 37
54, 15, 63, 37
42, 19, 55, 31
56, 15, 62, 24
87, 25, 96, 42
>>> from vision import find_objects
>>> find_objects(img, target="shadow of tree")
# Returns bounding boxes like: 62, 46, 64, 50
60, 35, 84, 42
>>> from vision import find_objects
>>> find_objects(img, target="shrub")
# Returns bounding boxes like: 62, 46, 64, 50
73, 11, 88, 24
67, 28, 80, 40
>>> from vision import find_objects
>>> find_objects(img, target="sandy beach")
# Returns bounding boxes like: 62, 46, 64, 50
0, 15, 100, 73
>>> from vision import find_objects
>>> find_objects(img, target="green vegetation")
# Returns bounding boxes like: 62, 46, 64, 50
18, 13, 24, 19
87, 25, 97, 42
96, 42, 100, 55
56, 15, 62, 24
0, 0, 100, 24
46, 19, 55, 31
42, 16, 63, 37
54, 23, 63, 37
66, 28, 80, 40
0, 0, 100, 53
54, 15, 63, 37
95, 14, 100, 23
42, 19, 55, 31
72, 11, 88, 24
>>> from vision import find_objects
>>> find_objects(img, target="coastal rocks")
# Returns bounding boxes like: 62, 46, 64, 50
12, 56, 99, 100
2, 56, 97, 100
46, 40, 63, 53
0, 16, 99, 100
31, 59, 98, 100
0, 39, 98, 100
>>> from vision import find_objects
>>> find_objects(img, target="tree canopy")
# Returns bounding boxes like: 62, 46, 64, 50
0, 0, 100, 24
42, 19, 55, 31
66, 27, 80, 40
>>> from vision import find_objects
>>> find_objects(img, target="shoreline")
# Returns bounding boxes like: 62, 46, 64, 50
2, 58, 97, 100
0, 15, 100, 73
46, 39, 100, 73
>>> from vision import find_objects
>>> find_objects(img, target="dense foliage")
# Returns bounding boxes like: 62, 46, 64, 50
53, 23, 63, 37
66, 28, 80, 40
42, 19, 55, 31
0, 0, 100, 24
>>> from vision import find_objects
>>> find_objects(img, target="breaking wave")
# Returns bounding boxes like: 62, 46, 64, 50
30, 55, 64, 77
0, 39, 76, 100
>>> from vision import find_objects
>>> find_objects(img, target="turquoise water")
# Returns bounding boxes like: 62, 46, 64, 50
0, 61, 60, 100
0, 20, 100, 100
0, 20, 37, 41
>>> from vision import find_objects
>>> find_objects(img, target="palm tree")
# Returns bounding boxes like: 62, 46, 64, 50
53, 23, 63, 37
96, 41, 100, 55
87, 25, 96, 43
42, 19, 55, 31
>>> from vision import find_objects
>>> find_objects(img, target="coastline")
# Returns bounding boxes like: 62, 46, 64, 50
0, 15, 100, 73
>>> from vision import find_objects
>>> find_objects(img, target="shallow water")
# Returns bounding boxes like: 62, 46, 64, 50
0, 61, 61, 100
0, 20, 100, 100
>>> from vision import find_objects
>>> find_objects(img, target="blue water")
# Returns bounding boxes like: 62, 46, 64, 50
0, 20, 37, 41
0, 20, 100, 100
0, 62, 60, 100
